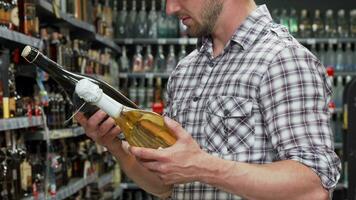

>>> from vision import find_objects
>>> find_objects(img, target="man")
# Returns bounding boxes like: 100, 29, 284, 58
76, 0, 341, 199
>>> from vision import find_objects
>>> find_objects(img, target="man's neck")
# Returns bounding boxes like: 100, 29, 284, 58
211, 1, 257, 57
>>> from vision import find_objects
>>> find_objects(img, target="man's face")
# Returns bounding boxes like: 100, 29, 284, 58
168, 0, 223, 37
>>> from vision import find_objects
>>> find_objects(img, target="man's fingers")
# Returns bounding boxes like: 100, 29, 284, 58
130, 146, 166, 161
164, 116, 187, 140
75, 112, 87, 126
87, 110, 108, 128
99, 117, 116, 136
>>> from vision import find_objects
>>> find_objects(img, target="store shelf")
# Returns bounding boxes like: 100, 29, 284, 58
120, 182, 140, 190
297, 38, 356, 45
94, 35, 121, 53
113, 186, 123, 199
25, 126, 85, 140
36, 0, 95, 33
0, 27, 43, 49
0, 116, 43, 131
115, 37, 356, 46
119, 72, 170, 79
36, 0, 119, 53
334, 72, 356, 77
97, 171, 113, 189
115, 38, 198, 45
22, 173, 98, 200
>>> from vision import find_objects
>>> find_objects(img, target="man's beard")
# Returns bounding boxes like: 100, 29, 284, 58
187, 0, 223, 37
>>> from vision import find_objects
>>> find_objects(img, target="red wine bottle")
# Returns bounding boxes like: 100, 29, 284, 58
21, 45, 137, 118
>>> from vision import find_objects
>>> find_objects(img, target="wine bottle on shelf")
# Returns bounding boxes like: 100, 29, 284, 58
21, 46, 137, 119
135, 0, 147, 38
289, 9, 298, 37
351, 9, 356, 37
325, 9, 337, 38
337, 9, 349, 38
147, 0, 158, 38
75, 79, 176, 149
143, 45, 154, 72
299, 9, 312, 38
312, 9, 324, 38
115, 0, 128, 38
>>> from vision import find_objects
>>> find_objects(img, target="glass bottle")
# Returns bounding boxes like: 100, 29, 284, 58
119, 46, 129, 72
166, 45, 176, 73
132, 45, 143, 72
325, 9, 337, 38
143, 45, 154, 72
137, 78, 146, 108
21, 46, 137, 119
351, 9, 356, 37
129, 78, 138, 105
157, 0, 168, 38
115, 0, 128, 38
135, 0, 148, 38
325, 43, 336, 68
299, 9, 312, 38
289, 9, 299, 36
152, 77, 164, 115
146, 77, 154, 109
126, 0, 137, 38
279, 9, 289, 31
335, 43, 344, 72
178, 44, 187, 60
75, 79, 177, 148
337, 9, 349, 38
312, 9, 324, 38
147, 0, 158, 38
154, 45, 165, 72
318, 43, 327, 66
344, 43, 353, 72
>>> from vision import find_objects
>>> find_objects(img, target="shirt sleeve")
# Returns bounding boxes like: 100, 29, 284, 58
259, 45, 341, 190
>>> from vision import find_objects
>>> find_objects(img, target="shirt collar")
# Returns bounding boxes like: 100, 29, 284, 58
197, 5, 273, 52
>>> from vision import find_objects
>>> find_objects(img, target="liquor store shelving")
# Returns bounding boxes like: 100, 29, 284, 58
0, 27, 43, 49
115, 38, 356, 45
21, 171, 116, 200
35, 0, 120, 53
24, 126, 85, 140
119, 72, 170, 79
0, 116, 43, 131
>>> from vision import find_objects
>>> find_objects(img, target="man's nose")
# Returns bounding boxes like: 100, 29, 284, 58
166, 0, 181, 16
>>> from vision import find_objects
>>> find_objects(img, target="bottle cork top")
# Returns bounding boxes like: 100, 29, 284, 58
75, 79, 103, 103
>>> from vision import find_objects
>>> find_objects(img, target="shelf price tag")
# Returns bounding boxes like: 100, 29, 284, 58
146, 73, 154, 79
328, 39, 338, 44
178, 38, 188, 44
306, 39, 316, 45
158, 39, 167, 44
125, 39, 134, 44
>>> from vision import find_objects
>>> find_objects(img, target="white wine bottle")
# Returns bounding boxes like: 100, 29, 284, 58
21, 45, 137, 118
75, 79, 176, 149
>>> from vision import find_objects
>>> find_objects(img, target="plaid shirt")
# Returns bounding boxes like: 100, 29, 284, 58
165, 5, 341, 200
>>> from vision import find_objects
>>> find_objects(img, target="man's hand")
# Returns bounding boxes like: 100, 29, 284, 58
75, 110, 122, 150
130, 116, 209, 185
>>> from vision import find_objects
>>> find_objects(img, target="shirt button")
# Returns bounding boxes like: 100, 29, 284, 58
224, 109, 230, 116
193, 97, 199, 102
209, 62, 214, 68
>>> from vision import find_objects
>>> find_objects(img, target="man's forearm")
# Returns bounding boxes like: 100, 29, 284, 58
107, 139, 173, 198
198, 154, 328, 200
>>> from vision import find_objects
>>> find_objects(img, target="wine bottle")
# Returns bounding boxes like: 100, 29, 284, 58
21, 45, 137, 118
75, 79, 176, 149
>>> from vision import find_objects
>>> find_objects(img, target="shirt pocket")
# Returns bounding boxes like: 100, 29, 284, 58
204, 96, 255, 154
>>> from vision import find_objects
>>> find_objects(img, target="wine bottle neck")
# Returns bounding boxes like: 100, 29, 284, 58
96, 93, 123, 118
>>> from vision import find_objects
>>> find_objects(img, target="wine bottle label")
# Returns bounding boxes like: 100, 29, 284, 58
3, 97, 9, 118
20, 160, 32, 190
